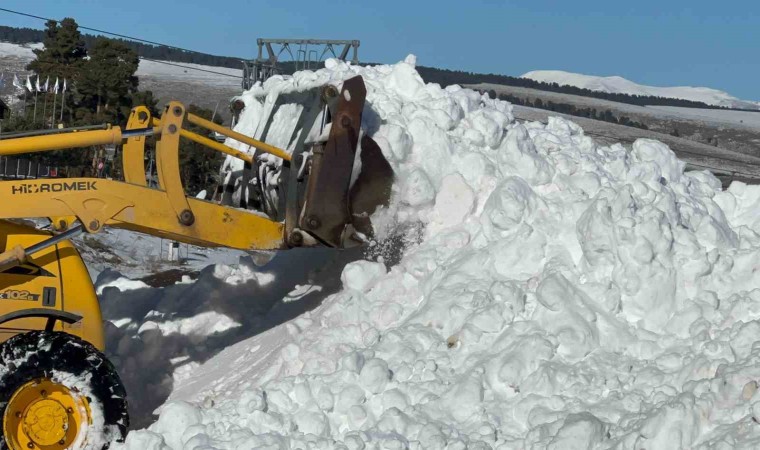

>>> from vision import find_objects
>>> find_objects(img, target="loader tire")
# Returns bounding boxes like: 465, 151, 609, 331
0, 331, 128, 450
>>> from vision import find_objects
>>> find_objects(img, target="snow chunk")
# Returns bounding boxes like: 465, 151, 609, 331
341, 261, 387, 292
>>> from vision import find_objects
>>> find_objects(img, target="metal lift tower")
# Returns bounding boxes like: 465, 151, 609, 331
242, 39, 360, 89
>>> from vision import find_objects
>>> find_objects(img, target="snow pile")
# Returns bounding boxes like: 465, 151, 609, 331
522, 69, 760, 110
115, 56, 760, 449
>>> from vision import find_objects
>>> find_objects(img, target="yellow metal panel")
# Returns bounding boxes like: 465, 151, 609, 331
0, 221, 104, 350
56, 239, 105, 350
155, 102, 194, 226
0, 179, 285, 250
123, 106, 151, 186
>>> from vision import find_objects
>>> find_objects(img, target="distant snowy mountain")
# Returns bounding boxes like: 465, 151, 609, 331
522, 69, 760, 110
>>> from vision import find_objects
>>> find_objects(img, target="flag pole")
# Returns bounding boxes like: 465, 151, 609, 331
60, 79, 66, 122
51, 91, 57, 128
50, 78, 60, 128
33, 91, 38, 122
42, 92, 48, 127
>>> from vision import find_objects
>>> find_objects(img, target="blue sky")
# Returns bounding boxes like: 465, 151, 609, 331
2, 0, 758, 100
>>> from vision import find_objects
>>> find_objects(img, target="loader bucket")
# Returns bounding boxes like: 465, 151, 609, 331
221, 76, 393, 248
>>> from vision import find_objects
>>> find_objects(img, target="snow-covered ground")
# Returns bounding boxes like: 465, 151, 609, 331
135, 60, 242, 88
0, 41, 40, 59
523, 69, 760, 111
0, 41, 239, 86
88, 56, 760, 449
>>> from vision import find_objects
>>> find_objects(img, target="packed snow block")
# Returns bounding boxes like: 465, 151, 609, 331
381, 388, 410, 412
490, 224, 547, 281
489, 281, 526, 321
386, 58, 425, 101
729, 320, 760, 360
336, 384, 367, 414
407, 117, 455, 184
293, 410, 330, 436
426, 173, 476, 235
435, 369, 485, 422
632, 394, 705, 450
112, 430, 170, 450
148, 401, 202, 450
546, 413, 608, 450
236, 389, 267, 415
630, 138, 685, 184
359, 358, 391, 394
715, 181, 760, 234
461, 108, 511, 148
374, 123, 413, 162
575, 186, 688, 330
484, 331, 556, 398
546, 115, 584, 137
481, 177, 543, 239
341, 260, 387, 292
497, 125, 554, 185
535, 273, 599, 361
400, 168, 435, 207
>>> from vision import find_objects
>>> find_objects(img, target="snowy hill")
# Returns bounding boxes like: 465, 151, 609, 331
523, 69, 760, 110
99, 56, 760, 449
0, 41, 41, 59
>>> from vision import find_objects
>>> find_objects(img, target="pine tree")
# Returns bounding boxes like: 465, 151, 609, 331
26, 19, 86, 80
130, 90, 160, 117
75, 37, 139, 123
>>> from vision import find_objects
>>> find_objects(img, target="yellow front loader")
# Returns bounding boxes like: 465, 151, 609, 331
0, 76, 392, 450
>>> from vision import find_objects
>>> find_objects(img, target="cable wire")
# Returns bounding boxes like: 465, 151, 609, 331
0, 6, 244, 79
138, 57, 242, 79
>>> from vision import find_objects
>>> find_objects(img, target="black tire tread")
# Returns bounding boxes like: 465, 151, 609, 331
0, 331, 128, 449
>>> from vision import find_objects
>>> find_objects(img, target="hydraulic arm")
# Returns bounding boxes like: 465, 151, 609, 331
0, 76, 393, 273
0, 101, 286, 256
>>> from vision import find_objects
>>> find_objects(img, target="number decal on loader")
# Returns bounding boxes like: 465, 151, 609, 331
0, 290, 40, 301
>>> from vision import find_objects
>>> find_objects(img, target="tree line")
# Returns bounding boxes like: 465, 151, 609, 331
1, 19, 223, 195
0, 25, 243, 69
492, 91, 649, 130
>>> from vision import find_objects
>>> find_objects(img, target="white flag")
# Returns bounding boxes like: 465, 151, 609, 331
25, 75, 33, 92
35, 76, 42, 93
62, 78, 67, 93
43, 76, 49, 92
53, 77, 59, 94
0, 73, 4, 89
13, 74, 23, 91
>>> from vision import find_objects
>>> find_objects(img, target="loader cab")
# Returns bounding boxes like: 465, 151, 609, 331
0, 219, 104, 350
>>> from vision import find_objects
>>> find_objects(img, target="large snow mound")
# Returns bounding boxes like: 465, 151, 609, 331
115, 56, 760, 449
522, 69, 760, 111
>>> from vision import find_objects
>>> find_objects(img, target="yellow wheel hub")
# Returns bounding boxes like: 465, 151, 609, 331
3, 379, 92, 450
